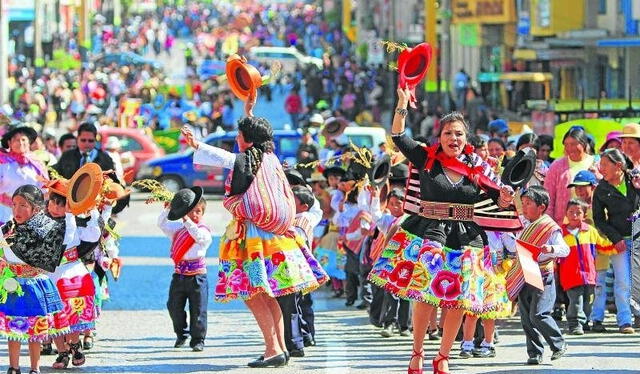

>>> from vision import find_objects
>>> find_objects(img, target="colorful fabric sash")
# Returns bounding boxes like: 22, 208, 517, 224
223, 153, 295, 235
170, 224, 208, 264
175, 258, 207, 276
343, 211, 373, 254
505, 214, 559, 300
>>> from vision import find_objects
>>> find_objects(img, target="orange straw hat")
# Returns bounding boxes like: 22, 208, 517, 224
226, 54, 263, 102
68, 163, 104, 215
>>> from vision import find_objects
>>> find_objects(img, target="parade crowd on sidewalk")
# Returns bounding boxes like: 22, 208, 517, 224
1, 2, 639, 374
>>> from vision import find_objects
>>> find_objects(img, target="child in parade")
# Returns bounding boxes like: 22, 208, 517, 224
567, 170, 598, 223
45, 180, 102, 369
559, 199, 613, 335
503, 186, 569, 365
289, 184, 324, 354
157, 187, 212, 352
370, 188, 412, 338
0, 185, 72, 374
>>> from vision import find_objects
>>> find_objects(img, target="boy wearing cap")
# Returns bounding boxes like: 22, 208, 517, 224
157, 187, 212, 352
567, 170, 598, 224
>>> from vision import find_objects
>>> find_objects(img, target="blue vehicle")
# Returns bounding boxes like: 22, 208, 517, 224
136, 130, 304, 193
93, 52, 162, 70
198, 59, 226, 80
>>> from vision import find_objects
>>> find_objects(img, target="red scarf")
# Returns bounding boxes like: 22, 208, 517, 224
423, 143, 500, 195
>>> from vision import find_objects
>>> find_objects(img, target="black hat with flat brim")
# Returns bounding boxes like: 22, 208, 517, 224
168, 186, 204, 221
389, 163, 409, 182
1, 124, 37, 149
322, 166, 346, 179
370, 154, 391, 188
501, 147, 536, 189
285, 168, 307, 187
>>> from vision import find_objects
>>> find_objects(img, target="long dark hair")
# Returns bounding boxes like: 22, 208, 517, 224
238, 117, 275, 176
601, 148, 633, 172
562, 126, 590, 150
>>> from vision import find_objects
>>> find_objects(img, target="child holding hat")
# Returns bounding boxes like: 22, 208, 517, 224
157, 187, 211, 352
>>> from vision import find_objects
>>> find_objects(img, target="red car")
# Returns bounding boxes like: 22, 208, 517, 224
98, 127, 165, 184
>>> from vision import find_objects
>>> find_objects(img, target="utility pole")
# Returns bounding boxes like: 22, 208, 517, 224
0, 0, 8, 105
440, 0, 452, 111
78, 0, 91, 64
34, 0, 44, 75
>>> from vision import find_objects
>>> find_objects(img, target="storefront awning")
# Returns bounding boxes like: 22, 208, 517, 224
596, 38, 640, 47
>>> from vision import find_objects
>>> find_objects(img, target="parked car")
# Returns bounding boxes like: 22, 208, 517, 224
136, 130, 303, 193
198, 59, 226, 80
342, 126, 387, 150
99, 127, 165, 184
248, 46, 323, 73
93, 52, 162, 70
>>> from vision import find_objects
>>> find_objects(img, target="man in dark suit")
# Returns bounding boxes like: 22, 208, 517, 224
53, 123, 117, 180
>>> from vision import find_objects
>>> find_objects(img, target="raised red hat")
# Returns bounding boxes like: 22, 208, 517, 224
397, 43, 433, 108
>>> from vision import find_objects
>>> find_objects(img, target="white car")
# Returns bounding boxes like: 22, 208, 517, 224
248, 46, 323, 73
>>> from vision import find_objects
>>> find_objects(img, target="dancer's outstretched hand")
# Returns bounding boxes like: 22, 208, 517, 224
181, 126, 198, 149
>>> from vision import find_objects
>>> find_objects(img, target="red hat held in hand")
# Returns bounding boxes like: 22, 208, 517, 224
397, 43, 433, 108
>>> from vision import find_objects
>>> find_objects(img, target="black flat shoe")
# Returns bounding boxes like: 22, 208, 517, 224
247, 353, 287, 368
174, 337, 187, 348
290, 349, 304, 358
303, 337, 316, 347
6, 368, 21, 374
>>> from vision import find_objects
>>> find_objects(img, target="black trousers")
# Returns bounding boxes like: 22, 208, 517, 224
167, 273, 208, 345
369, 284, 385, 327
359, 263, 373, 305
276, 293, 305, 351
299, 293, 315, 339
345, 250, 360, 303
381, 291, 410, 330
518, 273, 565, 357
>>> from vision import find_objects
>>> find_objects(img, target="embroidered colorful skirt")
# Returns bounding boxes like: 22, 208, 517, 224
368, 227, 509, 315
215, 222, 329, 302
314, 230, 346, 280
50, 261, 97, 332
0, 276, 71, 342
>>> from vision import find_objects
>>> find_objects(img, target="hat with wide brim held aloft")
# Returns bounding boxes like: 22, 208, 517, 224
321, 117, 349, 139
68, 163, 105, 215
397, 43, 433, 108
322, 166, 346, 180
1, 124, 38, 149
501, 147, 536, 189
226, 54, 263, 102
369, 154, 391, 188
168, 186, 204, 221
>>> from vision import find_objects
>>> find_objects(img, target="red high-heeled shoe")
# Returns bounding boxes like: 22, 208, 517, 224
432, 352, 450, 374
408, 349, 424, 374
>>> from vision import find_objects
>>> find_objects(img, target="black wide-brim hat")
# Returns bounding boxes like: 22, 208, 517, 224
321, 117, 348, 139
285, 168, 307, 187
369, 154, 391, 188
501, 147, 536, 189
322, 166, 346, 179
389, 163, 409, 182
168, 186, 204, 221
1, 124, 37, 149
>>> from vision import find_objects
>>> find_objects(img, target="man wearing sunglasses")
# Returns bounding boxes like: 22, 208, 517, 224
53, 123, 118, 183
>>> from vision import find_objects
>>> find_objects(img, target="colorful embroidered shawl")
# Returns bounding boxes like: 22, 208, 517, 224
170, 224, 209, 264
223, 153, 295, 235
343, 211, 373, 254
505, 214, 559, 300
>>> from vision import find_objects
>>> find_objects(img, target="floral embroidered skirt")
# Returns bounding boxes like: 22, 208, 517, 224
50, 262, 97, 332
368, 227, 510, 316
0, 276, 70, 342
215, 222, 329, 302
314, 230, 346, 280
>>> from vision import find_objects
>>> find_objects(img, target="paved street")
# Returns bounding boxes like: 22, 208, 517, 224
1, 197, 634, 373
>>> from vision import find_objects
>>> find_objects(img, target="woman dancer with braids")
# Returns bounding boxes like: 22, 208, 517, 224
181, 97, 328, 368
368, 88, 515, 374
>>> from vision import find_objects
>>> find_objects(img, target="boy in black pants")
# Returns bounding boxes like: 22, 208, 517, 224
158, 187, 212, 352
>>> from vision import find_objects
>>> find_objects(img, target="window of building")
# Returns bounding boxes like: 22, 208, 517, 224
598, 0, 607, 14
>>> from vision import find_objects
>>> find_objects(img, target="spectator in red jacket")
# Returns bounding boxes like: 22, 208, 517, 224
285, 88, 303, 129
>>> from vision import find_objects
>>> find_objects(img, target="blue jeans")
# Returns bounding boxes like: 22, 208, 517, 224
591, 240, 632, 326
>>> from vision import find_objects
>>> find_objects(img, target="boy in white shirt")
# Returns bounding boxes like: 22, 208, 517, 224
157, 187, 212, 352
